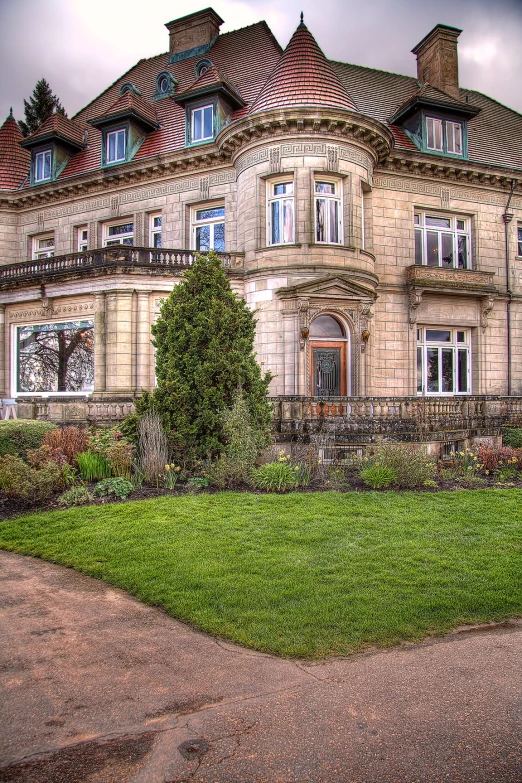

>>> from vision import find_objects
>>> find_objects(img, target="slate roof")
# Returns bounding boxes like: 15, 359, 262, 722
0, 112, 30, 190
20, 112, 86, 150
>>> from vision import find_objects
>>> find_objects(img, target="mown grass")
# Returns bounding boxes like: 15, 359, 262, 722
1, 490, 521, 658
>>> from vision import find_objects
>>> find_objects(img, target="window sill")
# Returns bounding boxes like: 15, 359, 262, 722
258, 244, 302, 251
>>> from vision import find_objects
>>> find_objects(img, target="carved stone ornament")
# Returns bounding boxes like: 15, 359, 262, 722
481, 296, 495, 331
408, 291, 423, 326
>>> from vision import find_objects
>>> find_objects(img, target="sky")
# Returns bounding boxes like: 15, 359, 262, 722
1, 0, 521, 126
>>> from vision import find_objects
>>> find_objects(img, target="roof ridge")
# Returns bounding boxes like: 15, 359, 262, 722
331, 59, 417, 82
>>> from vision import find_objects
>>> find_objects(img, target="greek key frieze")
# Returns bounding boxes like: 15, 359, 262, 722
208, 170, 236, 186
337, 146, 372, 171
279, 142, 326, 157
373, 176, 442, 196
20, 197, 112, 225
235, 149, 269, 174
0, 213, 18, 225
119, 178, 199, 205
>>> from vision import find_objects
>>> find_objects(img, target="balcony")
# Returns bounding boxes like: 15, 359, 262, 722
406, 264, 497, 295
0, 247, 245, 289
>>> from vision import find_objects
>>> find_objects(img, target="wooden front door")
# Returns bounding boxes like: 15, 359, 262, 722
311, 342, 347, 396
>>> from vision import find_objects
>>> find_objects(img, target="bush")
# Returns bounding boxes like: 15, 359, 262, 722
251, 461, 299, 492
208, 391, 262, 488
502, 428, 522, 448
77, 451, 112, 481
42, 426, 88, 464
26, 444, 68, 469
367, 443, 436, 488
0, 454, 63, 502
94, 477, 133, 500
477, 445, 522, 474
58, 485, 93, 507
137, 412, 169, 485
0, 420, 56, 458
360, 464, 396, 489
106, 440, 134, 479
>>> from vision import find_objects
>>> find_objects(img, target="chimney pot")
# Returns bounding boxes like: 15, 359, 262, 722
165, 7, 224, 57
412, 24, 462, 100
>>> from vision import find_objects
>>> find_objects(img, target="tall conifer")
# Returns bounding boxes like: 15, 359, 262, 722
18, 78, 66, 137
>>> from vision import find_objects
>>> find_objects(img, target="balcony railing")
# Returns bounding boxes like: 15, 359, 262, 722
0, 247, 245, 286
407, 265, 496, 293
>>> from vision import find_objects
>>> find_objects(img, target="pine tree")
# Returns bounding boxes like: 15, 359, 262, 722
140, 252, 273, 461
18, 78, 67, 137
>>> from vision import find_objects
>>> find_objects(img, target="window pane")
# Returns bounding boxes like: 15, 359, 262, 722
417, 346, 423, 393
108, 133, 116, 161
426, 231, 439, 265
427, 348, 439, 392
117, 131, 125, 160
518, 227, 522, 257
434, 119, 442, 150
271, 200, 280, 244
458, 349, 468, 392
441, 233, 453, 267
329, 200, 339, 243
193, 110, 202, 140
426, 330, 451, 342
44, 151, 51, 178
441, 348, 453, 392
274, 183, 293, 195
457, 220, 465, 231
414, 214, 420, 225
427, 118, 443, 150
153, 232, 162, 248
196, 225, 210, 251
415, 229, 423, 264
452, 123, 462, 154
310, 315, 343, 338
315, 182, 335, 194
425, 216, 451, 228
196, 207, 225, 221
457, 331, 466, 343
122, 238, 133, 245
108, 224, 134, 236
153, 216, 162, 228
316, 199, 326, 242
213, 223, 225, 251
458, 235, 468, 268
203, 106, 213, 138
282, 200, 294, 243
17, 321, 94, 393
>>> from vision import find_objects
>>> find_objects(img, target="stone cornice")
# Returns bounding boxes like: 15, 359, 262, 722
217, 108, 394, 166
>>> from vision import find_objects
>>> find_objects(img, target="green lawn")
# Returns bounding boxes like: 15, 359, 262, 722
1, 491, 521, 658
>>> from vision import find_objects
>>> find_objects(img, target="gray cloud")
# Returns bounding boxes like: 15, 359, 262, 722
1, 0, 521, 128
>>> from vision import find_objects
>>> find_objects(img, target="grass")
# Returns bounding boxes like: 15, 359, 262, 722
0, 490, 521, 659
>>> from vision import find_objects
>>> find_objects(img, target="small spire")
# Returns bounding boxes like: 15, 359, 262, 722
299, 11, 305, 27
9, 107, 13, 118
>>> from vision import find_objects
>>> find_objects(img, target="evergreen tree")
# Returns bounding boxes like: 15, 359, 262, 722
18, 78, 66, 137
141, 252, 273, 461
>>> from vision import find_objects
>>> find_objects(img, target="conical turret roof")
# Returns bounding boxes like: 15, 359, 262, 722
0, 111, 30, 190
251, 17, 356, 114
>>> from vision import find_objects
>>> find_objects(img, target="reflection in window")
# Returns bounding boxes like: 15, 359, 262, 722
315, 181, 342, 244
414, 212, 470, 269
104, 222, 134, 246
17, 320, 94, 394
309, 315, 344, 339
267, 182, 294, 245
417, 327, 469, 395
192, 206, 225, 252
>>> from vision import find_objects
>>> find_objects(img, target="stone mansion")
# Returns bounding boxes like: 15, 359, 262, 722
0, 8, 521, 452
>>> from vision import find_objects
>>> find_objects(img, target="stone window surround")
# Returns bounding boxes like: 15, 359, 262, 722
314, 177, 343, 245
190, 202, 225, 252
32, 232, 55, 260
266, 177, 295, 247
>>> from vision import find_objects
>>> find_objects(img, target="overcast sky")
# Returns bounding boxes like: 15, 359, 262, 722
1, 0, 521, 126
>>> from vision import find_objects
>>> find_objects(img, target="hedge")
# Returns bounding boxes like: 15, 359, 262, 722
0, 419, 57, 458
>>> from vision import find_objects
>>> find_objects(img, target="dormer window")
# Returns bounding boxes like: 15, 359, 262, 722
153, 71, 177, 100
195, 59, 212, 77
191, 105, 214, 143
106, 128, 126, 163
426, 117, 463, 156
34, 149, 52, 182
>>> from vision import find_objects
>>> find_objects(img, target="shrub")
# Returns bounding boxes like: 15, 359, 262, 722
58, 485, 93, 507
360, 464, 396, 489
209, 391, 262, 488
42, 426, 88, 464
77, 451, 112, 481
94, 477, 133, 500
251, 461, 299, 492
186, 476, 210, 490
477, 445, 522, 474
367, 442, 436, 488
26, 444, 68, 469
0, 455, 63, 502
106, 440, 134, 479
0, 420, 56, 458
137, 412, 169, 485
502, 428, 522, 448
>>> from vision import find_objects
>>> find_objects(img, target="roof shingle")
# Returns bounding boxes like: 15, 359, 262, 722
20, 112, 86, 150
0, 112, 31, 191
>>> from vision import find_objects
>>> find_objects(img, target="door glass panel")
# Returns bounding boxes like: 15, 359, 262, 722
458, 235, 468, 268
213, 223, 225, 252
271, 200, 280, 244
329, 200, 339, 243
441, 348, 453, 392
458, 349, 468, 392
316, 199, 326, 242
426, 231, 439, 265
283, 199, 294, 243
417, 346, 423, 393
310, 316, 343, 338
427, 348, 439, 393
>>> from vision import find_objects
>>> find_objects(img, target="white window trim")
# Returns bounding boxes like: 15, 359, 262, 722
414, 211, 471, 269
426, 117, 443, 152
11, 318, 95, 398
106, 128, 126, 163
32, 233, 55, 260
77, 226, 88, 253
191, 104, 214, 143
34, 149, 52, 182
103, 220, 134, 247
314, 179, 343, 245
149, 213, 162, 249
417, 327, 471, 396
426, 116, 464, 157
191, 204, 225, 252
267, 180, 295, 247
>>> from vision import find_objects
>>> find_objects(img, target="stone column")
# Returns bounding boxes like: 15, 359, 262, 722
0, 305, 6, 398
105, 290, 134, 394
93, 293, 106, 393
136, 291, 151, 392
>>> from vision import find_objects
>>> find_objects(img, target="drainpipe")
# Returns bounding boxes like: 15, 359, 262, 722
503, 179, 517, 396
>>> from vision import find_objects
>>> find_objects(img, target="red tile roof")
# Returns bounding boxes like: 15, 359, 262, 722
175, 64, 245, 107
89, 90, 158, 130
250, 20, 357, 114
20, 112, 86, 149
0, 112, 30, 191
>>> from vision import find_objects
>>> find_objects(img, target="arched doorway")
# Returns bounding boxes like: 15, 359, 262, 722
309, 314, 350, 396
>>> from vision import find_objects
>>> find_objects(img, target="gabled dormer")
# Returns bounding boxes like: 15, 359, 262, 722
174, 64, 245, 146
19, 113, 85, 185
88, 86, 158, 167
389, 25, 480, 160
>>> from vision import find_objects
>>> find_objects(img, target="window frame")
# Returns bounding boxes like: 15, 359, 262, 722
416, 327, 471, 396
190, 104, 214, 144
517, 226, 522, 258
103, 220, 134, 247
149, 213, 162, 249
104, 127, 127, 165
33, 148, 53, 183
12, 317, 95, 397
266, 180, 295, 247
77, 226, 88, 253
424, 115, 465, 158
314, 179, 343, 245
414, 211, 471, 270
191, 204, 225, 252
32, 233, 55, 260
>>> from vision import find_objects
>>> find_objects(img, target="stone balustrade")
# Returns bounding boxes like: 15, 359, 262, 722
0, 247, 245, 287
406, 264, 496, 293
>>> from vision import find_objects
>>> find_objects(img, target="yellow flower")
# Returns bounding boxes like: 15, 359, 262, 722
165, 465, 170, 471
485, 470, 490, 475
468, 466, 473, 470
174, 466, 181, 471
294, 466, 299, 471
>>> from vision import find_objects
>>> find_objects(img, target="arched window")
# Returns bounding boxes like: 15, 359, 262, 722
195, 58, 212, 78
309, 315, 344, 339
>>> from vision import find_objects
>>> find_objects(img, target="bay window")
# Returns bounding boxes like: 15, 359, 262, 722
15, 320, 94, 394
417, 328, 470, 395
414, 212, 470, 269
192, 206, 225, 251
267, 181, 294, 245
315, 181, 342, 244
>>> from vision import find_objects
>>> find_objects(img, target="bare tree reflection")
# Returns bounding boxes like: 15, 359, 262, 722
18, 321, 94, 392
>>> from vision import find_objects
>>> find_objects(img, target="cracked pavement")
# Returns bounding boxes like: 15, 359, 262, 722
0, 551, 521, 783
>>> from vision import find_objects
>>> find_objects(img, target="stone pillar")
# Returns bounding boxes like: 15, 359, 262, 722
0, 305, 6, 398
93, 293, 106, 393
105, 290, 134, 394
136, 291, 151, 392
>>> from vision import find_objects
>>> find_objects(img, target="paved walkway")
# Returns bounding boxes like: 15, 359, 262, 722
0, 551, 521, 783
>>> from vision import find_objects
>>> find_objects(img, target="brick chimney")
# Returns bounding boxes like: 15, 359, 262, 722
412, 24, 462, 100
165, 8, 224, 58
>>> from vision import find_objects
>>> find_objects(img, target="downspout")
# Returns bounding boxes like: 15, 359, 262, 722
503, 179, 517, 396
